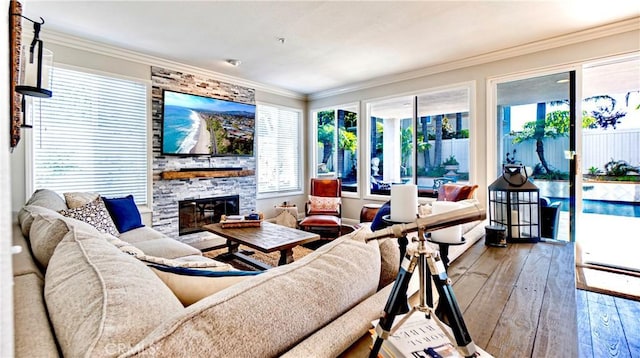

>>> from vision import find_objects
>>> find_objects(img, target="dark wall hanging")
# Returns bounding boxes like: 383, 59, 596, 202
9, 0, 23, 150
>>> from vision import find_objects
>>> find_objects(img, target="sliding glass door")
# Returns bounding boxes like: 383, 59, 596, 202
495, 71, 575, 242
580, 56, 640, 273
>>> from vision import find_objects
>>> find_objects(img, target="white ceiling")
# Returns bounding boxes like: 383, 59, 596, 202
21, 1, 640, 96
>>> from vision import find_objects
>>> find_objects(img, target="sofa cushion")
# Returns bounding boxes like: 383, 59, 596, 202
17, 189, 67, 236
13, 273, 59, 358
118, 226, 167, 244
102, 195, 145, 233
150, 266, 261, 306
29, 210, 99, 268
346, 224, 400, 290
25, 188, 68, 211
123, 236, 380, 357
63, 191, 100, 209
17, 205, 60, 237
45, 226, 183, 358
131, 237, 202, 259
377, 238, 400, 289
106, 235, 230, 270
58, 197, 119, 236
12, 225, 43, 278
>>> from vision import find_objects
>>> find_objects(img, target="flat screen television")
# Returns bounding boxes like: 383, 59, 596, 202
161, 90, 255, 156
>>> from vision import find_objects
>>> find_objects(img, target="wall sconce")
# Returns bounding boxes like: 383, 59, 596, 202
11, 13, 53, 130
15, 15, 53, 98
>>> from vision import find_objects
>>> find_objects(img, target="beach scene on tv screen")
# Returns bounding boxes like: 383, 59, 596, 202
162, 91, 255, 155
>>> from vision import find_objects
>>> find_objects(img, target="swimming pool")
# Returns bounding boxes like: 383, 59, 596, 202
547, 197, 640, 217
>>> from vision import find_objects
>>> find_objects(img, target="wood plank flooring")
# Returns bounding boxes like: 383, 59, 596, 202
341, 238, 640, 357
577, 290, 640, 357
448, 240, 578, 357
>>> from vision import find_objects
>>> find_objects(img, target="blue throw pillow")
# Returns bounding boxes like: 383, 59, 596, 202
149, 264, 262, 277
370, 200, 392, 231
102, 195, 145, 233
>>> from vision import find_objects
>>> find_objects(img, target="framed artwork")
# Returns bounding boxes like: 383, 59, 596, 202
9, 0, 23, 149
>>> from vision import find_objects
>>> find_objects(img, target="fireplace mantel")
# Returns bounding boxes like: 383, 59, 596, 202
161, 169, 255, 180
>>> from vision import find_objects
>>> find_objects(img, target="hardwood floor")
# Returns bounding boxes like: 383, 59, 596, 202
446, 239, 578, 357
577, 289, 640, 358
340, 238, 639, 357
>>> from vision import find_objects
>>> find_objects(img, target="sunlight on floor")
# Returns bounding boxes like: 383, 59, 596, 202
572, 212, 640, 272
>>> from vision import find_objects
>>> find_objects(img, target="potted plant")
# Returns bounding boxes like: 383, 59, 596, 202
442, 155, 459, 176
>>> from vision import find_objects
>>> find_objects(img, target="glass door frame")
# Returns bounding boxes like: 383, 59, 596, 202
487, 66, 583, 244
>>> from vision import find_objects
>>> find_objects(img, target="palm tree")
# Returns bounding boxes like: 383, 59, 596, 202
420, 116, 431, 170
317, 110, 335, 170
584, 95, 626, 129
434, 115, 443, 166
534, 103, 551, 174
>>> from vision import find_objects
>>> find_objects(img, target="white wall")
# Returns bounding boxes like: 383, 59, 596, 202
9, 40, 309, 218
9, 22, 640, 226
309, 28, 640, 221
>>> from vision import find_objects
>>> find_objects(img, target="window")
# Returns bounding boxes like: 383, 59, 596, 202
415, 87, 471, 194
367, 86, 472, 197
312, 103, 359, 193
256, 104, 302, 195
32, 66, 149, 204
367, 96, 414, 195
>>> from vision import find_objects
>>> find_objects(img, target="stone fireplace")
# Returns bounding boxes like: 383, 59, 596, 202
150, 66, 257, 243
178, 195, 239, 235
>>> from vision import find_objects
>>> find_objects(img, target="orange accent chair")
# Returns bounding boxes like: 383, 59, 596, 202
298, 178, 342, 239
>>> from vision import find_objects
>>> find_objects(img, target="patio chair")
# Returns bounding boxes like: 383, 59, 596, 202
540, 197, 561, 240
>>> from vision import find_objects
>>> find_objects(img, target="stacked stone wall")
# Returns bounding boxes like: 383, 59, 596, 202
151, 66, 256, 241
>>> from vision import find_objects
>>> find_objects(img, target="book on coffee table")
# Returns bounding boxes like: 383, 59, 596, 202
371, 313, 493, 358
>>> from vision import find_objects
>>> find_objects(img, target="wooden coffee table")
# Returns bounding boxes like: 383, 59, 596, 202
202, 221, 321, 270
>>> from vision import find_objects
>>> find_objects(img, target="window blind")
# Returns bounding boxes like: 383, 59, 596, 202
33, 67, 148, 204
256, 104, 302, 194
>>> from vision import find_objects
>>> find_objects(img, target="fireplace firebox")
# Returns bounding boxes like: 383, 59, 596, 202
178, 195, 239, 235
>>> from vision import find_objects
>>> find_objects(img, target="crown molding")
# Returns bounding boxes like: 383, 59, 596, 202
37, 16, 638, 102
310, 16, 640, 100
39, 31, 306, 101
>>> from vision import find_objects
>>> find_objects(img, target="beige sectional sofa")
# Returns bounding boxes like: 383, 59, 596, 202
12, 189, 403, 357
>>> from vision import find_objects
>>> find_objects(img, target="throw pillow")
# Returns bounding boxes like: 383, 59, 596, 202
150, 265, 261, 306
106, 235, 233, 271
59, 198, 119, 236
308, 195, 341, 212
63, 192, 100, 209
45, 226, 183, 357
370, 201, 391, 231
102, 195, 145, 233
24, 189, 68, 211
29, 211, 100, 268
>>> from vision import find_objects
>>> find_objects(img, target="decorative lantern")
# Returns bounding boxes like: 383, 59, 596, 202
16, 17, 53, 98
488, 164, 540, 243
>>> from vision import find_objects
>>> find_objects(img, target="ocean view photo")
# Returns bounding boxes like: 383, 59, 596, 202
161, 90, 256, 156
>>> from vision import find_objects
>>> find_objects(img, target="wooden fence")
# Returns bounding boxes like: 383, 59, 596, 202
503, 128, 640, 173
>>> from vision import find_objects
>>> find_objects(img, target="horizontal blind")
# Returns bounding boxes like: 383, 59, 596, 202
256, 104, 302, 194
33, 67, 148, 204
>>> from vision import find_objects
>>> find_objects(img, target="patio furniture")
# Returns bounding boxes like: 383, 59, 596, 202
540, 197, 561, 240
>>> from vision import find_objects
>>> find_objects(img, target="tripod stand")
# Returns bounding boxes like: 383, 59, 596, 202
366, 205, 484, 358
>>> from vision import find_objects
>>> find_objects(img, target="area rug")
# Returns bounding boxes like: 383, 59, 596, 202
204, 245, 315, 270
